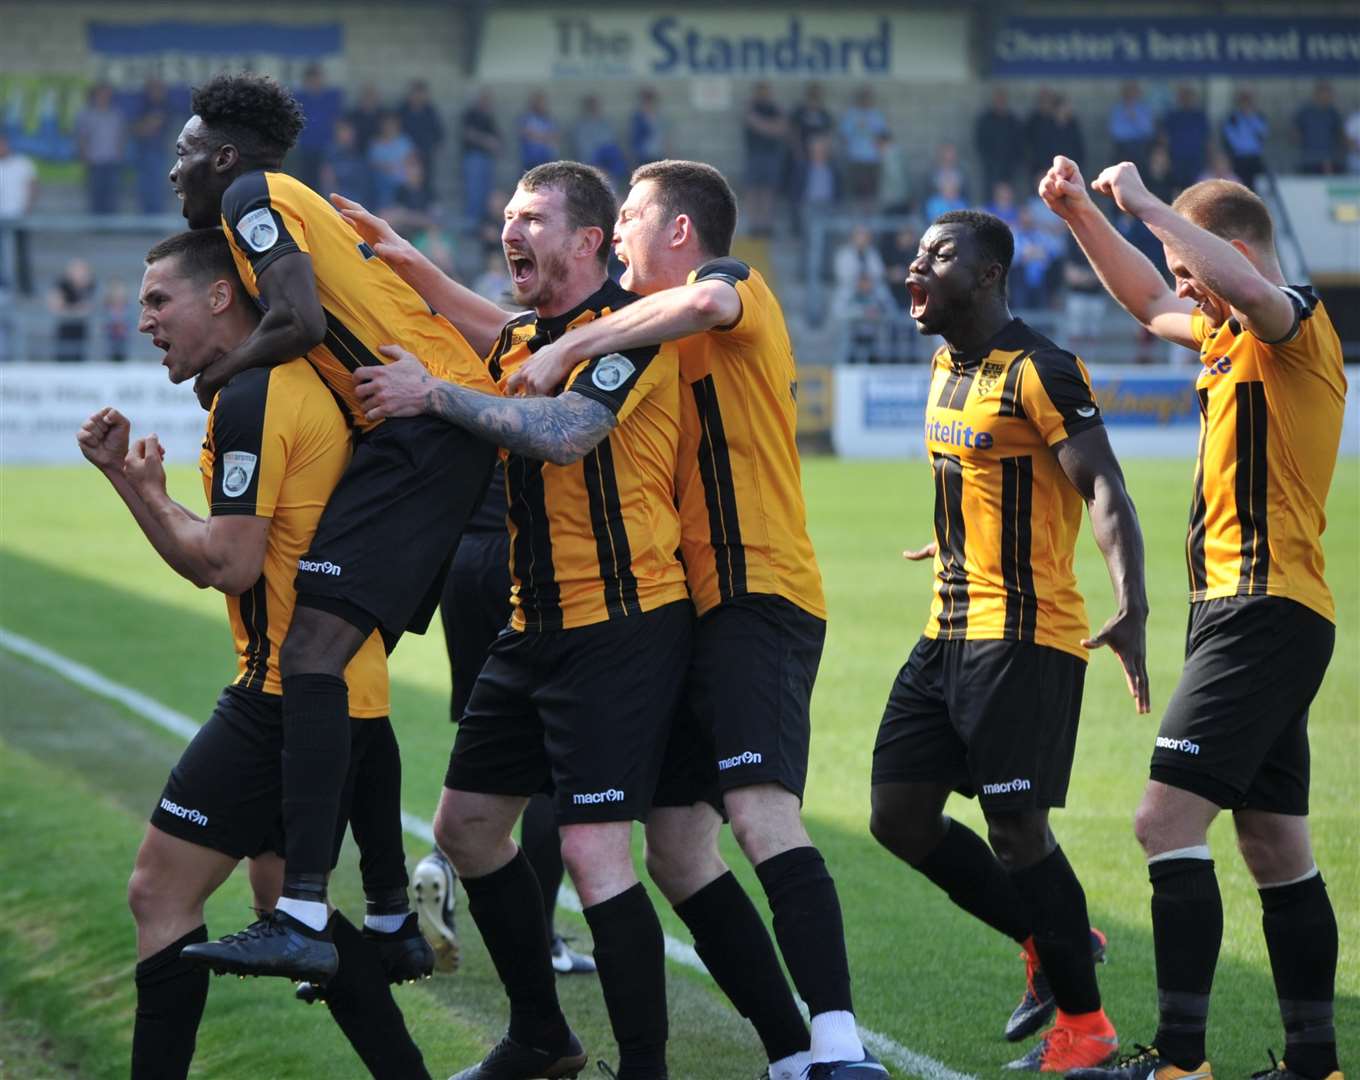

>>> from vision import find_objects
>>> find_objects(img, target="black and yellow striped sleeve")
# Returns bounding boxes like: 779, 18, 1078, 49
1020, 349, 1103, 446
567, 341, 679, 423
209, 368, 283, 517
220, 171, 308, 277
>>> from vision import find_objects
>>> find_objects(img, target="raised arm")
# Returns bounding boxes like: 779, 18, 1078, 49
192, 251, 327, 407
330, 193, 510, 357
1053, 425, 1150, 714
1039, 156, 1198, 350
506, 278, 741, 397
354, 349, 617, 466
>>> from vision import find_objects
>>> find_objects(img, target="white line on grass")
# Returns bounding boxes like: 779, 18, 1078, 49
0, 627, 976, 1080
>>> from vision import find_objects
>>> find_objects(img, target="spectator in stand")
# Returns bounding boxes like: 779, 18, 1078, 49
321, 117, 374, 207
878, 221, 921, 314
1024, 86, 1061, 179
472, 249, 513, 309
367, 111, 416, 210
1108, 81, 1155, 170
400, 79, 445, 199
788, 82, 836, 210
381, 156, 436, 236
1061, 234, 1105, 349
293, 64, 341, 193
477, 187, 509, 260
928, 141, 969, 203
1348, 105, 1360, 174
459, 89, 502, 232
0, 132, 37, 296
347, 83, 384, 156
793, 133, 840, 239
840, 86, 889, 212
986, 180, 1019, 226
975, 86, 1026, 194
833, 224, 887, 309
629, 86, 666, 165
571, 95, 627, 187
1294, 81, 1344, 175
1050, 94, 1086, 168
75, 83, 125, 215
1222, 89, 1269, 190
1161, 84, 1210, 191
876, 131, 911, 215
1009, 204, 1063, 311
48, 258, 96, 362
103, 280, 132, 363
518, 90, 560, 171
743, 81, 786, 237
841, 270, 897, 364
1144, 142, 1178, 204
129, 78, 173, 214
923, 173, 967, 222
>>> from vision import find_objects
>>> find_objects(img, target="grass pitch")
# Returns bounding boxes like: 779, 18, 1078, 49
0, 456, 1356, 1079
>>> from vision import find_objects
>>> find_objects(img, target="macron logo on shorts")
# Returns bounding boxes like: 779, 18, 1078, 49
1156, 735, 1201, 756
159, 797, 209, 826
298, 558, 342, 577
982, 778, 1032, 795
572, 788, 625, 806
718, 750, 764, 771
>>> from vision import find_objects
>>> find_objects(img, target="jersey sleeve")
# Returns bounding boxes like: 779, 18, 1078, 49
220, 172, 309, 277
1257, 285, 1321, 359
1020, 349, 1104, 447
209, 368, 285, 517
566, 340, 679, 424
693, 257, 755, 338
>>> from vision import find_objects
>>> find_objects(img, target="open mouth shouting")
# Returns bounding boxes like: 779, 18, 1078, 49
907, 277, 932, 323
505, 246, 537, 293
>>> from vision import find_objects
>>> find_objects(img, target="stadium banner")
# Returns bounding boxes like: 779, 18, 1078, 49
0, 363, 205, 466
990, 16, 1360, 77
832, 365, 1360, 459
477, 10, 969, 81
87, 21, 344, 86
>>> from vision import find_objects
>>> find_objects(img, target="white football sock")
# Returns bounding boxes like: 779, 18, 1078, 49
810, 1010, 863, 1064
276, 896, 329, 931
364, 912, 407, 934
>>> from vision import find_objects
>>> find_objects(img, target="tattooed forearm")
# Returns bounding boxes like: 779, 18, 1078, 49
423, 383, 617, 465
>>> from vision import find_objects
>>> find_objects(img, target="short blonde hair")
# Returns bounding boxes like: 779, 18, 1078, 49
1171, 179, 1274, 248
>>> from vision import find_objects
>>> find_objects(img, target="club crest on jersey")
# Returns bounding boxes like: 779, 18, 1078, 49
221, 451, 258, 497
591, 353, 635, 391
975, 360, 1006, 398
238, 208, 279, 253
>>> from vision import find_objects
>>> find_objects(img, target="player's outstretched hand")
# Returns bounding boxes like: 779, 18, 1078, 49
1038, 156, 1095, 223
506, 335, 579, 397
329, 193, 415, 268
1083, 607, 1151, 714
77, 407, 131, 472
1091, 161, 1160, 220
353, 347, 431, 421
901, 541, 938, 562
124, 434, 168, 497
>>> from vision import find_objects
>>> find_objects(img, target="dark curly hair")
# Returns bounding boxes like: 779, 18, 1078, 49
934, 209, 1015, 292
191, 72, 305, 167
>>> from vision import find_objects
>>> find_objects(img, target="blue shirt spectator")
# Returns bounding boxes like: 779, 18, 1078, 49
1161, 85, 1210, 189
840, 87, 889, 207
519, 91, 560, 171
294, 64, 342, 192
1109, 82, 1155, 169
572, 94, 627, 184
1222, 90, 1269, 189
1294, 81, 1344, 174
321, 118, 373, 206
129, 78, 173, 213
368, 112, 416, 208
630, 87, 665, 164
399, 80, 445, 197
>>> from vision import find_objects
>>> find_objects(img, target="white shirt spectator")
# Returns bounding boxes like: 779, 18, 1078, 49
0, 147, 37, 218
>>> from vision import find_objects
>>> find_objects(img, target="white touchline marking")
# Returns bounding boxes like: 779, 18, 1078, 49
1, 626, 976, 1080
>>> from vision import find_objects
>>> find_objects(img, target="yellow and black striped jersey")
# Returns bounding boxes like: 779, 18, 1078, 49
486, 279, 688, 631
200, 359, 389, 713
1187, 286, 1345, 622
920, 319, 1103, 660
220, 170, 498, 432
675, 259, 826, 620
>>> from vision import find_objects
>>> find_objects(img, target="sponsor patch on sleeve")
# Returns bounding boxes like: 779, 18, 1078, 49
220, 450, 258, 497
238, 208, 279, 254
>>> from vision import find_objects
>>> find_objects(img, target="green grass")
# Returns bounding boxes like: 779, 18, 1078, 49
0, 458, 1356, 1079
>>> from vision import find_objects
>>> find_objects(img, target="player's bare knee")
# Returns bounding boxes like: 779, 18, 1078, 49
279, 606, 362, 677
1132, 799, 1163, 855
127, 866, 158, 925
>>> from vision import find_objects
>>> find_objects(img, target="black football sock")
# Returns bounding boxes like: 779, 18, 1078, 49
1260, 872, 1339, 1078
1149, 855, 1221, 1068
917, 818, 1032, 943
1008, 846, 1101, 1015
754, 846, 854, 1017
584, 884, 669, 1079
348, 718, 410, 915
281, 673, 352, 896
461, 849, 569, 1051
674, 872, 810, 1062
131, 925, 209, 1080
521, 793, 565, 938
324, 912, 432, 1080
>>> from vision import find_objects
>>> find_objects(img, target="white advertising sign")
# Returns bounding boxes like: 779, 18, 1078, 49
1, 363, 207, 466
478, 10, 970, 81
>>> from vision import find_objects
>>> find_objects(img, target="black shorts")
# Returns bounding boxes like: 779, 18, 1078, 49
440, 530, 512, 724
444, 601, 693, 825
1151, 595, 1334, 814
151, 684, 390, 863
296, 416, 497, 641
655, 594, 825, 805
871, 636, 1087, 812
